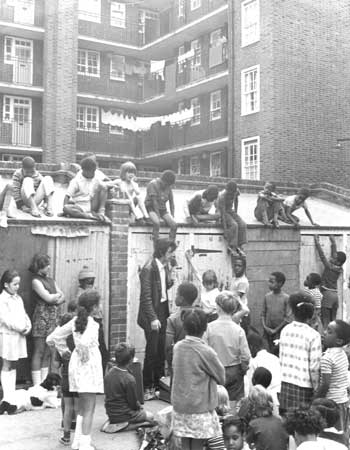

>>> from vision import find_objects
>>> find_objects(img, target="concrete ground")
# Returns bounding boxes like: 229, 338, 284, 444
0, 395, 167, 450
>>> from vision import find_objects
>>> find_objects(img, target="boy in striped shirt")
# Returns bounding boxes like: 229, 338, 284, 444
315, 320, 350, 435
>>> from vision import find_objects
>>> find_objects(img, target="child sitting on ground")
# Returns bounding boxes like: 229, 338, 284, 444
303, 272, 323, 334
184, 185, 220, 224
12, 156, 55, 217
222, 415, 249, 450
261, 271, 290, 355
280, 187, 319, 228
144, 170, 177, 242
63, 156, 111, 223
165, 282, 198, 376
312, 398, 348, 449
217, 181, 247, 256
314, 320, 350, 435
254, 182, 286, 228
103, 343, 154, 432
205, 291, 251, 410
116, 161, 149, 223
200, 270, 221, 322
314, 235, 346, 328
251, 367, 279, 416
285, 407, 325, 450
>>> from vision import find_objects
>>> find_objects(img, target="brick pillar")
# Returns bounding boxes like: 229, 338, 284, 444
106, 199, 130, 351
42, 0, 78, 164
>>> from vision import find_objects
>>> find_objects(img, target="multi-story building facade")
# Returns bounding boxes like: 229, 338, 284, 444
0, 0, 349, 184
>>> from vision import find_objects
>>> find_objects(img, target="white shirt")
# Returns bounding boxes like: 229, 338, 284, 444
247, 349, 281, 394
200, 287, 220, 315
155, 258, 167, 303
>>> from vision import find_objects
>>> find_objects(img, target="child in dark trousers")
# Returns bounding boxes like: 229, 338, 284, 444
314, 320, 350, 436
103, 343, 154, 432
261, 272, 290, 355
314, 235, 346, 328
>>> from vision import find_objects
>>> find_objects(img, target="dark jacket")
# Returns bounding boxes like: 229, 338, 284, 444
137, 258, 173, 332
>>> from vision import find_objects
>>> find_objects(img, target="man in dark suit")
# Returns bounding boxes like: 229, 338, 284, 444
138, 238, 176, 400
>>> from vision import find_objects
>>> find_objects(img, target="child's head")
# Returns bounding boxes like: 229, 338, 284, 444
264, 181, 276, 192
114, 342, 135, 367
304, 272, 321, 289
285, 408, 325, 446
311, 398, 339, 428
202, 269, 218, 291
233, 257, 246, 277
22, 156, 36, 176
289, 291, 314, 322
120, 161, 137, 181
28, 253, 51, 275
81, 157, 97, 179
222, 416, 246, 450
247, 332, 264, 358
203, 184, 219, 202
334, 251, 347, 267
247, 385, 273, 418
216, 385, 230, 416
175, 282, 198, 307
268, 271, 285, 292
153, 238, 176, 262
160, 170, 176, 187
252, 367, 272, 389
226, 180, 238, 194
216, 291, 240, 316
67, 300, 78, 314
75, 290, 100, 334
183, 308, 207, 338
0, 269, 20, 295
324, 319, 350, 349
78, 265, 96, 289
296, 187, 310, 203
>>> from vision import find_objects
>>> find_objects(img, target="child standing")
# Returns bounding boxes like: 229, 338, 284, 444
0, 270, 31, 415
116, 161, 149, 222
303, 272, 323, 334
47, 291, 104, 450
230, 257, 250, 324
200, 270, 221, 322
261, 272, 290, 355
205, 292, 251, 409
217, 181, 247, 256
279, 292, 322, 414
315, 320, 350, 434
314, 235, 346, 328
145, 170, 177, 242
104, 343, 154, 431
171, 309, 225, 450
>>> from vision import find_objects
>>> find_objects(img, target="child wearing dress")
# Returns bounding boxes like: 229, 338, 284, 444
29, 253, 65, 386
47, 290, 104, 450
171, 309, 225, 450
0, 270, 31, 415
200, 270, 221, 322
116, 161, 149, 222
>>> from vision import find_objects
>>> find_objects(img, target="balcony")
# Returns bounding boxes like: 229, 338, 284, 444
0, 0, 45, 39
0, 119, 42, 149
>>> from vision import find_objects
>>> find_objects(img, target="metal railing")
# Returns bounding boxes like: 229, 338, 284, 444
0, 119, 33, 146
0, 57, 43, 86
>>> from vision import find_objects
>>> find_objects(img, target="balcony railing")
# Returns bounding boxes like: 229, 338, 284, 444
0, 57, 42, 87
0, 0, 44, 27
0, 119, 33, 146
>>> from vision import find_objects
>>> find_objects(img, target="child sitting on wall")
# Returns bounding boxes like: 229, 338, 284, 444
184, 185, 220, 224
280, 188, 319, 228
254, 182, 286, 228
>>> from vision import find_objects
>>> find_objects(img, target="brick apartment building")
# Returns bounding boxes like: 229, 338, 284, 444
0, 0, 350, 185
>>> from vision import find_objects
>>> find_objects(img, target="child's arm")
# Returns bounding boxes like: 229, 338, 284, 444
202, 347, 226, 386
234, 190, 239, 213
168, 188, 175, 217
147, 181, 161, 217
126, 379, 139, 411
46, 319, 74, 356
309, 333, 322, 392
217, 193, 228, 229
329, 235, 338, 259
314, 235, 342, 272
283, 204, 300, 227
303, 204, 319, 226
314, 353, 331, 398
239, 329, 251, 374
12, 170, 23, 208
261, 295, 273, 334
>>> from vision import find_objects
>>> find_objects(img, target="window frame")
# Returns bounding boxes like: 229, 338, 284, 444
190, 155, 200, 175
178, 45, 185, 73
110, 55, 125, 81
190, 0, 201, 11
178, 0, 185, 18
2, 95, 32, 122
241, 0, 260, 47
241, 136, 260, 180
190, 97, 200, 126
76, 105, 99, 132
210, 151, 223, 177
210, 90, 222, 121
241, 64, 260, 116
190, 39, 201, 67
177, 157, 185, 175
78, 0, 101, 23
110, 1, 126, 28
77, 49, 100, 77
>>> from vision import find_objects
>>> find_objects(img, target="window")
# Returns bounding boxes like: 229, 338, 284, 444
190, 156, 200, 175
190, 39, 201, 67
210, 90, 221, 121
76, 105, 99, 132
2, 154, 23, 162
178, 0, 185, 17
178, 158, 185, 175
210, 29, 222, 47
241, 65, 260, 115
78, 0, 101, 23
109, 109, 124, 135
110, 1, 126, 28
190, 97, 200, 126
210, 152, 222, 177
190, 0, 201, 11
241, 136, 260, 180
178, 45, 185, 73
241, 0, 260, 47
110, 55, 125, 81
77, 50, 100, 77
3, 95, 31, 122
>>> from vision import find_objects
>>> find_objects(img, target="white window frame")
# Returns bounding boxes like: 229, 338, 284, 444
110, 55, 125, 81
190, 97, 200, 126
2, 95, 32, 122
178, 0, 185, 18
110, 1, 126, 28
177, 158, 185, 175
178, 45, 185, 73
77, 49, 100, 77
78, 0, 101, 23
210, 90, 222, 121
190, 156, 200, 175
241, 65, 260, 115
241, 0, 260, 47
190, 0, 201, 11
109, 109, 124, 135
190, 39, 201, 67
241, 136, 260, 180
210, 152, 222, 177
76, 105, 99, 132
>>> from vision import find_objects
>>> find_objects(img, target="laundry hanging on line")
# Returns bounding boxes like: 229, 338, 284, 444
150, 60, 166, 80
177, 48, 195, 63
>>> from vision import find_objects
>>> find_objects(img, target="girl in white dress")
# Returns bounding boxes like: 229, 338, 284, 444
0, 270, 31, 414
47, 290, 103, 450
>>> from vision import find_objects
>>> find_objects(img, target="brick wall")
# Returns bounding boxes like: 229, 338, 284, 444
42, 0, 78, 164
